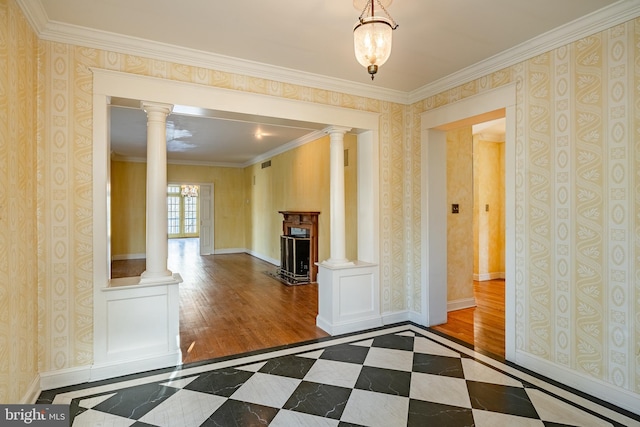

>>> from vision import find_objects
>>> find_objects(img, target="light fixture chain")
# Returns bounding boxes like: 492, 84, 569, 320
358, 0, 371, 21
358, 0, 398, 29
376, 0, 398, 28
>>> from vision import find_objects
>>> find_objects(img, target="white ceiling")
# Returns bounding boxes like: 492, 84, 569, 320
21, 0, 633, 166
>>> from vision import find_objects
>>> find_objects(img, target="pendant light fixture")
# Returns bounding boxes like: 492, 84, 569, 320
353, 0, 398, 80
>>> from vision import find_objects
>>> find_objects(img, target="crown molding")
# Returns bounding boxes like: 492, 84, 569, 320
408, 0, 640, 104
240, 129, 327, 168
17, 0, 640, 106
15, 0, 48, 34
110, 129, 327, 168
16, 1, 409, 105
111, 153, 244, 168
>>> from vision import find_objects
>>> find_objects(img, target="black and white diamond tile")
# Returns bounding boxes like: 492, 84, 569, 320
50, 326, 635, 427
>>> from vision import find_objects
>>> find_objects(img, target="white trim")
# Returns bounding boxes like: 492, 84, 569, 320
111, 253, 145, 261
383, 311, 411, 325
515, 350, 640, 418
21, 375, 41, 404
40, 366, 91, 391
92, 70, 380, 377
243, 249, 279, 266
89, 351, 182, 383
447, 297, 477, 312
473, 272, 506, 281
420, 84, 517, 362
110, 129, 328, 168
316, 316, 383, 336
17, 0, 640, 104
407, 1, 640, 103
29, 18, 408, 104
38, 351, 181, 391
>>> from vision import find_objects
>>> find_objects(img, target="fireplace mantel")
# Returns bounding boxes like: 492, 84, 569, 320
279, 211, 319, 282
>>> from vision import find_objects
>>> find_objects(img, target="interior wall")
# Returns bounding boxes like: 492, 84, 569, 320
111, 134, 357, 264
413, 18, 640, 400
473, 138, 505, 278
111, 160, 146, 257
16, 0, 639, 409
34, 35, 400, 383
168, 164, 245, 250
244, 133, 358, 264
110, 161, 246, 257
0, 0, 39, 403
446, 127, 474, 304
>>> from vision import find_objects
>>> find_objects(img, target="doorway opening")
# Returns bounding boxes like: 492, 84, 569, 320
92, 69, 380, 376
431, 117, 506, 358
420, 83, 516, 361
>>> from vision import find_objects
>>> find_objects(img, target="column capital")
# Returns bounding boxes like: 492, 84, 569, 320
323, 125, 352, 136
140, 101, 174, 116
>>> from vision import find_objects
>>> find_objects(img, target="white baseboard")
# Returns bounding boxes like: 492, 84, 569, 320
382, 310, 411, 326
90, 351, 182, 383
21, 374, 42, 404
213, 248, 245, 255
112, 253, 146, 261
244, 249, 279, 266
473, 272, 505, 281
515, 350, 640, 418
316, 315, 383, 336
447, 297, 476, 312
407, 310, 428, 326
39, 351, 182, 392
40, 365, 92, 391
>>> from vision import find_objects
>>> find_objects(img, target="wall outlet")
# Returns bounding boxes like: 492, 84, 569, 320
452, 204, 459, 214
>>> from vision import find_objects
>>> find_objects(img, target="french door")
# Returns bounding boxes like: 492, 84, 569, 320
167, 185, 199, 238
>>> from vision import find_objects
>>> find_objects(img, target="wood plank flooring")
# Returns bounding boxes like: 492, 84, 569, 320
430, 279, 506, 358
112, 238, 506, 363
111, 238, 329, 364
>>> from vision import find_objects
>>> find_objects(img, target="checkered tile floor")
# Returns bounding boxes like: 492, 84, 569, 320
42, 325, 638, 426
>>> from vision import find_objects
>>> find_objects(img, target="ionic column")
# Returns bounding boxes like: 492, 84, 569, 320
323, 126, 353, 266
140, 101, 174, 283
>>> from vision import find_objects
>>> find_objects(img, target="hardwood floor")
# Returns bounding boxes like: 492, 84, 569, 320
430, 279, 506, 358
112, 239, 505, 363
111, 238, 329, 364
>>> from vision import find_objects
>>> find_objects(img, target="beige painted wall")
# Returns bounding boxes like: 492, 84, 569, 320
111, 161, 147, 256
111, 135, 356, 262
244, 134, 358, 263
111, 161, 247, 256
0, 0, 39, 402
473, 138, 505, 277
3, 0, 640, 404
446, 127, 474, 302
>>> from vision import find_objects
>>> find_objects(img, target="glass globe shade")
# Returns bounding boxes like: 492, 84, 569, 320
353, 17, 394, 69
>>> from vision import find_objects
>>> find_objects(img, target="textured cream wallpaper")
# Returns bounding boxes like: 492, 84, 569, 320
412, 20, 640, 394
6, 0, 639, 402
34, 35, 399, 376
0, 0, 39, 403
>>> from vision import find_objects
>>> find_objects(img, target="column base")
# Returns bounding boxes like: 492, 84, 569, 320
139, 271, 178, 285
321, 258, 355, 267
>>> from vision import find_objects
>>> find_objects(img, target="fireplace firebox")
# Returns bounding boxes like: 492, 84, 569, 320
276, 211, 319, 284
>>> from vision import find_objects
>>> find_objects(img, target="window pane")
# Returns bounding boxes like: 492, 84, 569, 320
184, 196, 198, 234
167, 196, 180, 235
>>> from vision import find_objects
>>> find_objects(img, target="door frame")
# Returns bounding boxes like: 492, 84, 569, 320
420, 84, 517, 361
